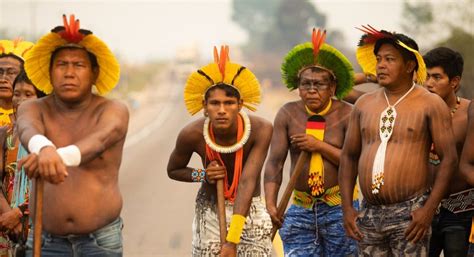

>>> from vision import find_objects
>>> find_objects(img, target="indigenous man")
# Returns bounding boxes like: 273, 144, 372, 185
264, 28, 357, 256
0, 39, 33, 126
0, 71, 46, 256
167, 46, 273, 257
459, 101, 474, 256
0, 39, 33, 256
423, 47, 472, 257
339, 26, 457, 256
17, 14, 128, 257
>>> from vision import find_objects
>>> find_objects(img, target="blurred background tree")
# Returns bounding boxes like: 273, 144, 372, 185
232, 0, 347, 87
402, 0, 473, 98
232, 0, 472, 98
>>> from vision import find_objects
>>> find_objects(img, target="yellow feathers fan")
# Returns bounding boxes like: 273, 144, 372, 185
184, 45, 261, 115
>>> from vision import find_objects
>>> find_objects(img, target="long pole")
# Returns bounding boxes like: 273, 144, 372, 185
270, 151, 310, 240
216, 179, 227, 244
33, 178, 44, 257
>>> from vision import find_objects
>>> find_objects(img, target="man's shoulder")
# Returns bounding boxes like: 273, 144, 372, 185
353, 88, 382, 109
276, 100, 303, 116
180, 117, 205, 137
332, 99, 353, 113
458, 97, 471, 113
280, 100, 301, 110
412, 86, 445, 107
18, 95, 50, 113
96, 97, 128, 110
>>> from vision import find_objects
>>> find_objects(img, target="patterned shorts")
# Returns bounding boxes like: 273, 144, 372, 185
279, 201, 358, 257
192, 194, 272, 257
357, 193, 430, 257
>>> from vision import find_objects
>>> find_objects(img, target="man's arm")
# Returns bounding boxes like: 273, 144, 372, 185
222, 118, 272, 254
73, 100, 129, 164
263, 109, 290, 227
167, 124, 199, 182
233, 118, 272, 217
344, 73, 378, 104
338, 104, 363, 241
405, 94, 457, 243
460, 100, 474, 186
167, 122, 226, 183
0, 193, 10, 216
16, 100, 46, 149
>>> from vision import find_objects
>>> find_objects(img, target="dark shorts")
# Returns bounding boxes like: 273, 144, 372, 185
26, 217, 123, 257
357, 193, 430, 257
429, 208, 472, 257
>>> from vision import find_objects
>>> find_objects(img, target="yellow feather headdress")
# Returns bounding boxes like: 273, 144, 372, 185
24, 14, 120, 95
356, 25, 426, 85
184, 45, 261, 115
0, 38, 34, 61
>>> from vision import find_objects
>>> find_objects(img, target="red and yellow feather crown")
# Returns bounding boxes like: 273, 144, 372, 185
24, 14, 120, 95
184, 45, 261, 115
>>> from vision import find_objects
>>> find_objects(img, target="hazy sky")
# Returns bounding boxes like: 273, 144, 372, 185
0, 0, 406, 63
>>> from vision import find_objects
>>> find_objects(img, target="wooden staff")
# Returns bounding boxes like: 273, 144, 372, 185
271, 151, 310, 240
33, 178, 44, 257
216, 179, 227, 244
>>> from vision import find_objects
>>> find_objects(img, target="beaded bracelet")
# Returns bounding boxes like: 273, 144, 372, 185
191, 168, 206, 182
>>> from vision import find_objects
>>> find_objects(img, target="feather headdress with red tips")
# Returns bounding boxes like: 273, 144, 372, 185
184, 45, 261, 115
356, 24, 391, 46
24, 14, 120, 95
57, 14, 85, 43
0, 38, 34, 61
356, 24, 426, 84
281, 28, 354, 99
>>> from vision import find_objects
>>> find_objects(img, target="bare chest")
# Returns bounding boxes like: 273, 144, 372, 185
287, 110, 346, 147
360, 105, 428, 143
452, 114, 468, 153
43, 111, 100, 146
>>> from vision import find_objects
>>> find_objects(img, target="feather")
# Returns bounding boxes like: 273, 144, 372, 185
218, 45, 226, 79
184, 47, 261, 115
213, 46, 219, 63
58, 14, 84, 43
225, 45, 230, 62
311, 28, 327, 60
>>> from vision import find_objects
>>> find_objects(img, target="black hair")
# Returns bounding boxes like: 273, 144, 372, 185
49, 46, 99, 70
204, 83, 241, 101
423, 47, 463, 79
374, 31, 419, 71
13, 70, 46, 98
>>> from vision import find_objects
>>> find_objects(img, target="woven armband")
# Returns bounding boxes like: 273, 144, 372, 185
191, 168, 206, 182
226, 214, 246, 244
28, 134, 55, 154
57, 145, 81, 167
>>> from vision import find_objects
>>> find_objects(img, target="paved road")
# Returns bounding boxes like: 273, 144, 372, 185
119, 70, 296, 256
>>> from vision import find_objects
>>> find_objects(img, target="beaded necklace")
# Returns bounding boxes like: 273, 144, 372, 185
372, 83, 415, 194
203, 111, 251, 154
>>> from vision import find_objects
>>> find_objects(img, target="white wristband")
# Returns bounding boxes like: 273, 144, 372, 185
28, 134, 55, 154
57, 145, 81, 167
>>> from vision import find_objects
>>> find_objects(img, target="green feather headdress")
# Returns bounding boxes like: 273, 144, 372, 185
281, 28, 354, 99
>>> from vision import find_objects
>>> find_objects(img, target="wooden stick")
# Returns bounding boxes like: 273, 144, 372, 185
216, 179, 227, 244
33, 178, 44, 257
271, 151, 310, 240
